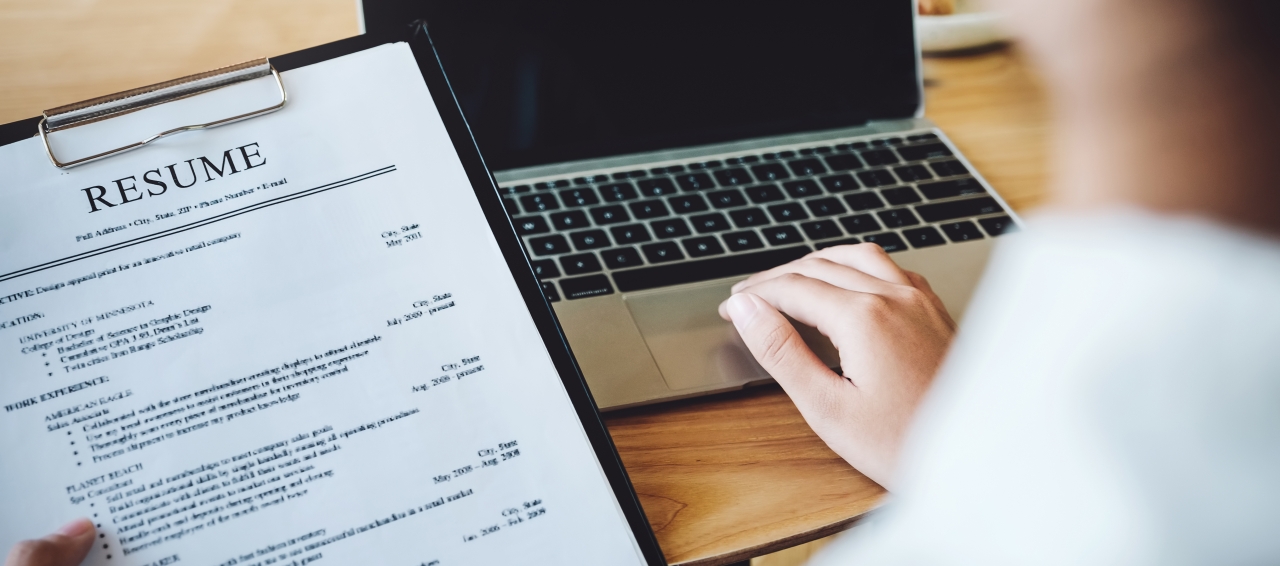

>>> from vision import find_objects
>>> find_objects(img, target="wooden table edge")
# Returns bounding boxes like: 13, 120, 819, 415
669, 507, 881, 566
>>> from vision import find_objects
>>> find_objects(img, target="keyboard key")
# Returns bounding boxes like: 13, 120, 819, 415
815, 237, 862, 250
590, 205, 630, 224
540, 281, 561, 302
729, 207, 771, 227
940, 221, 985, 242
887, 137, 904, 146
601, 247, 645, 269
903, 226, 947, 248
636, 178, 678, 197
600, 182, 640, 201
857, 169, 898, 187
675, 172, 715, 191
824, 154, 865, 171
531, 259, 560, 279
918, 178, 986, 200
746, 184, 786, 203
768, 203, 809, 222
897, 143, 954, 162
559, 188, 600, 207
651, 218, 692, 239
560, 274, 614, 299
641, 242, 685, 263
838, 214, 882, 234
513, 216, 550, 235
805, 197, 847, 217
843, 192, 886, 211
560, 253, 603, 275
881, 187, 923, 205
713, 167, 754, 186
893, 164, 933, 182
570, 230, 611, 250
860, 149, 900, 166
723, 231, 765, 251
751, 163, 790, 181
690, 213, 732, 233
612, 246, 811, 292
669, 194, 710, 214
787, 159, 827, 177
529, 235, 571, 255
520, 193, 560, 212
683, 236, 726, 257
820, 174, 859, 193
930, 160, 970, 177
508, 184, 532, 193
610, 224, 652, 244
978, 215, 1019, 236
916, 197, 1003, 222
707, 189, 748, 209
801, 220, 843, 240
550, 210, 590, 230
877, 208, 920, 228
862, 232, 909, 253
629, 199, 670, 219
761, 225, 803, 246
782, 180, 823, 199
575, 175, 609, 185
503, 197, 520, 216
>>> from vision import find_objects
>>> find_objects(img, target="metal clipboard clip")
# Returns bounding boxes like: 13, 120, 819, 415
38, 58, 287, 169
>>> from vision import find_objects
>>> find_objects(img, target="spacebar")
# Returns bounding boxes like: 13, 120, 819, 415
611, 245, 812, 292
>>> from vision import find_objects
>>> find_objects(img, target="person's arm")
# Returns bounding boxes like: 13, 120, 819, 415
719, 243, 956, 488
4, 520, 95, 566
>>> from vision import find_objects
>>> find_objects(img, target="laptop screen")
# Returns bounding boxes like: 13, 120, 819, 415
366, 1, 920, 171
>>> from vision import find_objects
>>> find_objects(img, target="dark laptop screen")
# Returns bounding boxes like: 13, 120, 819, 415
365, 1, 920, 171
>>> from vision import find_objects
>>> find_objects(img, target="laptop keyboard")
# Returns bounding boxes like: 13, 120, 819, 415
499, 131, 1018, 301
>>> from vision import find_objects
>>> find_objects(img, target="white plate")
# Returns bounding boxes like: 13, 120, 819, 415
918, 0, 1008, 53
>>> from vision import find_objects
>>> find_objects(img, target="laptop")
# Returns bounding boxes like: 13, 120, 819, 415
363, 0, 1021, 410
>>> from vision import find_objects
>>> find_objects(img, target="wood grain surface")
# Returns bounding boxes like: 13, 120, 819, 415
0, 3, 1050, 565
0, 0, 359, 124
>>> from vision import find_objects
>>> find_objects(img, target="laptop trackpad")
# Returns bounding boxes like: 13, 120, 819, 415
623, 281, 772, 391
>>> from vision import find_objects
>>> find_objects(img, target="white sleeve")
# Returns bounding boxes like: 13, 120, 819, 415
810, 210, 1280, 566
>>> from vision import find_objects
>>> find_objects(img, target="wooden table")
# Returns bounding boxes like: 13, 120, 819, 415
0, 3, 1050, 565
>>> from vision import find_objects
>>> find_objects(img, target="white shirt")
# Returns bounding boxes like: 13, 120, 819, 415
811, 210, 1280, 565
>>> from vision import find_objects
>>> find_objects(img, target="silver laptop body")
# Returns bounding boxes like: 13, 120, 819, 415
494, 117, 1020, 410
398, 0, 1022, 409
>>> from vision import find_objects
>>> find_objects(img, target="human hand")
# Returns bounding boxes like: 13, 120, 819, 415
719, 244, 956, 488
4, 519, 95, 566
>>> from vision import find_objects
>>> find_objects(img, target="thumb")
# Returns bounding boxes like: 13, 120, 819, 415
5, 519, 95, 566
725, 293, 844, 408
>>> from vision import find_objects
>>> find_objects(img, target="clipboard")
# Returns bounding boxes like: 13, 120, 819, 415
0, 25, 666, 566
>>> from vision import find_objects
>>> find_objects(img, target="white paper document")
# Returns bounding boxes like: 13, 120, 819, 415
0, 43, 648, 566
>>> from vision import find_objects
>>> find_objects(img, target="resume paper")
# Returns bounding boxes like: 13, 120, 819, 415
0, 43, 648, 566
